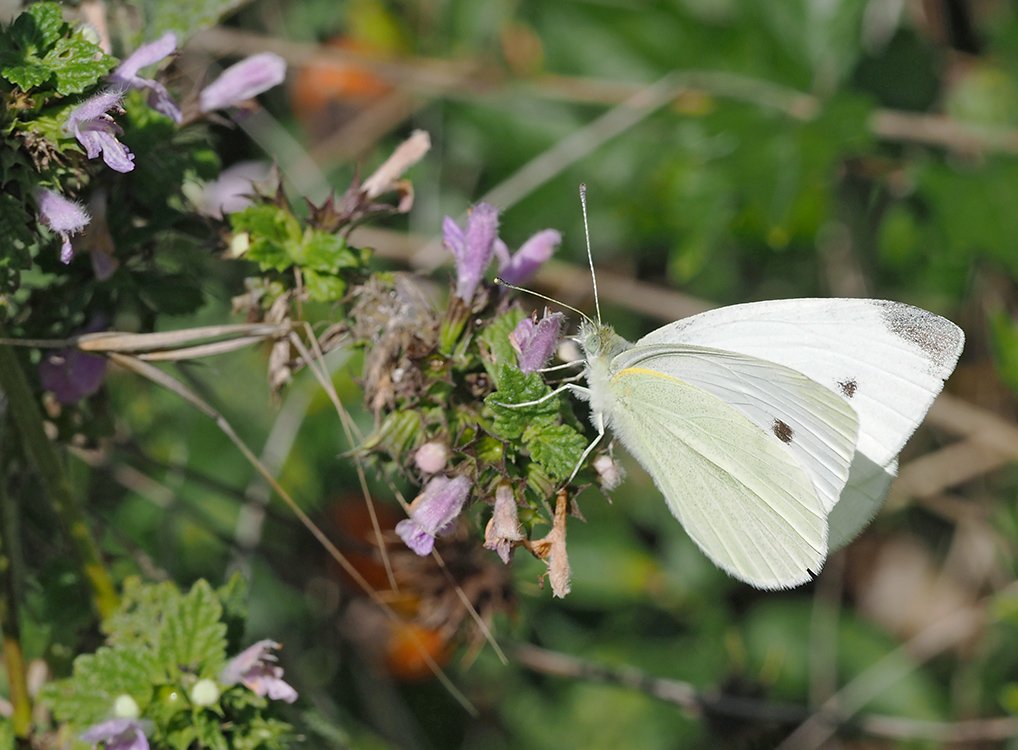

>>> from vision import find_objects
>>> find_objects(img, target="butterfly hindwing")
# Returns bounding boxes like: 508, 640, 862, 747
604, 365, 828, 589
611, 343, 859, 516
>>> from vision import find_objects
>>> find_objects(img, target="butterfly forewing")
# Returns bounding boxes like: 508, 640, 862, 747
605, 365, 828, 589
636, 298, 964, 546
611, 343, 859, 516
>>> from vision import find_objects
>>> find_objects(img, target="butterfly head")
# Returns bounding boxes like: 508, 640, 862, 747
577, 319, 630, 364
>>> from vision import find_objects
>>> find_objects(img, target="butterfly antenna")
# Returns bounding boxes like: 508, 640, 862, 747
493, 278, 593, 326
579, 183, 602, 325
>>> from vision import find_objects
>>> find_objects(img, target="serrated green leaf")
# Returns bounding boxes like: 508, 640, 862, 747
304, 268, 347, 302
43, 646, 156, 727
232, 205, 301, 272
484, 363, 558, 440
158, 580, 227, 678
297, 230, 358, 272
1, 60, 52, 90
103, 578, 181, 649
523, 422, 587, 480
45, 36, 116, 95
9, 3, 65, 53
478, 307, 525, 387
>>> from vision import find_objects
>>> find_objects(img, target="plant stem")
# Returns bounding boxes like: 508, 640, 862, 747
0, 332, 118, 619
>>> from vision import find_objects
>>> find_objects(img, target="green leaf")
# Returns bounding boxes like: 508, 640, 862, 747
303, 268, 347, 302
484, 363, 558, 440
8, 3, 65, 53
1, 60, 52, 90
103, 578, 181, 650
44, 35, 116, 95
232, 205, 301, 272
478, 307, 526, 387
523, 422, 587, 481
42, 646, 156, 727
0, 193, 32, 295
158, 580, 227, 678
297, 230, 358, 272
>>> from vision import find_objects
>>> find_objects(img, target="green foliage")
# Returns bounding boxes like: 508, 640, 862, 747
231, 204, 367, 301
42, 577, 293, 750
478, 306, 525, 387
0, 3, 115, 95
485, 362, 587, 482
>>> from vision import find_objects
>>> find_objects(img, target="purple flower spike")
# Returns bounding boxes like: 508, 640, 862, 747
199, 53, 287, 112
495, 229, 561, 287
110, 32, 181, 122
221, 640, 298, 703
444, 203, 499, 301
37, 189, 90, 264
81, 718, 151, 750
65, 90, 135, 173
396, 475, 471, 556
39, 348, 108, 405
510, 310, 564, 373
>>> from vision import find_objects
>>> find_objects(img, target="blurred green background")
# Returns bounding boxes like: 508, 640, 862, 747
18, 0, 1018, 747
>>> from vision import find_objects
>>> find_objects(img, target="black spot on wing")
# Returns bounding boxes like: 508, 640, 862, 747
772, 418, 794, 443
874, 300, 963, 371
838, 379, 857, 398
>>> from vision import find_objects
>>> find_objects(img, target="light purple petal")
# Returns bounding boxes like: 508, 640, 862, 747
396, 476, 471, 556
454, 203, 499, 300
65, 92, 135, 172
395, 519, 436, 556
144, 80, 182, 122
93, 129, 135, 173
199, 53, 287, 112
37, 189, 89, 234
81, 718, 150, 750
498, 229, 560, 286
197, 161, 273, 219
66, 90, 123, 130
510, 311, 563, 373
492, 238, 511, 269
442, 216, 465, 260
112, 32, 176, 81
221, 640, 298, 703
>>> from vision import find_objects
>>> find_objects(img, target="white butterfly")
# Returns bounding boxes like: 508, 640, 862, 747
504, 189, 965, 590
573, 298, 964, 589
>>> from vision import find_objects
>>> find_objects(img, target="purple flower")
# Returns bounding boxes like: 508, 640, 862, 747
221, 640, 298, 703
39, 318, 109, 405
36, 188, 90, 264
395, 475, 471, 556
509, 310, 564, 373
484, 483, 524, 564
81, 718, 150, 750
199, 53, 287, 112
193, 161, 274, 219
494, 229, 560, 286
109, 32, 181, 123
65, 90, 135, 173
443, 203, 499, 301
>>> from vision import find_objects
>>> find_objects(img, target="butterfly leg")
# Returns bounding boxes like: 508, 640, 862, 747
491, 383, 588, 409
567, 409, 605, 484
537, 360, 585, 373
